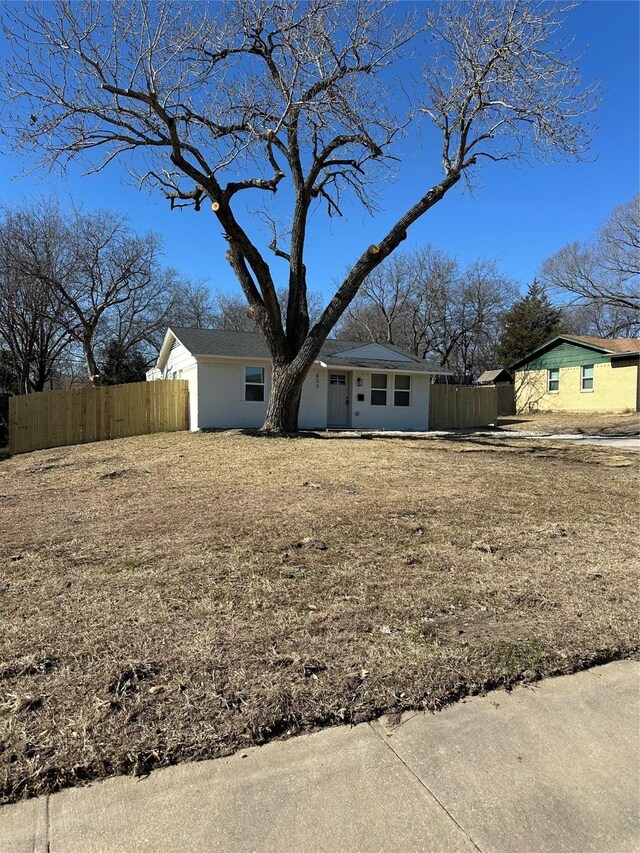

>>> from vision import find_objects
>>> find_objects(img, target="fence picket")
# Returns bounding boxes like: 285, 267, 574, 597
428, 384, 498, 430
7, 380, 189, 455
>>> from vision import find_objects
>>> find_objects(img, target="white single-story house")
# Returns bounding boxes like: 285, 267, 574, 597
147, 327, 452, 431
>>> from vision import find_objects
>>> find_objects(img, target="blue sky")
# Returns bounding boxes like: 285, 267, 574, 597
1, 1, 638, 304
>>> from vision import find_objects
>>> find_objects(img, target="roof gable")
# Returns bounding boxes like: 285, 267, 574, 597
329, 342, 414, 362
478, 368, 513, 384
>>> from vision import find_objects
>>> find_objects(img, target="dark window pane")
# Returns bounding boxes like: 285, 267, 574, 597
371, 389, 387, 405
395, 375, 410, 391
245, 384, 264, 402
245, 366, 264, 384
394, 390, 410, 406
371, 373, 387, 389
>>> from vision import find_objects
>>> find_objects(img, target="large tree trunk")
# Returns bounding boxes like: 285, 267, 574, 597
83, 329, 102, 385
262, 363, 307, 434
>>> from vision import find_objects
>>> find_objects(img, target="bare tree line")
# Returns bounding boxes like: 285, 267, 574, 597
0, 201, 327, 393
3, 194, 633, 396
0, 203, 211, 392
336, 248, 518, 380
337, 192, 639, 379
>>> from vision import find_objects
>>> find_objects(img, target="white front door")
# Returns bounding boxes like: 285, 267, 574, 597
327, 373, 350, 427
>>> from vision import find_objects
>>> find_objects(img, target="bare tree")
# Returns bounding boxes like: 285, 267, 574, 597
541, 195, 640, 322
168, 281, 218, 330
165, 283, 324, 335
97, 263, 182, 364
0, 206, 73, 392
340, 254, 416, 345
212, 292, 258, 332
1, 203, 182, 385
339, 248, 516, 379
449, 260, 519, 380
563, 301, 640, 339
63, 211, 176, 383
2, 0, 597, 431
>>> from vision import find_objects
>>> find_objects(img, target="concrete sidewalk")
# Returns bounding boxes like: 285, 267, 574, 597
483, 430, 640, 451
2, 661, 639, 853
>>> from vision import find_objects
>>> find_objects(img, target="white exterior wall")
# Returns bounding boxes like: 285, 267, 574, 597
183, 364, 198, 430
195, 359, 328, 430
162, 341, 198, 377
197, 358, 268, 429
160, 353, 430, 431
348, 370, 430, 431
300, 366, 328, 429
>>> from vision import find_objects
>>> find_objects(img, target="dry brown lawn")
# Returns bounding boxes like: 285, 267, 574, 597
1, 430, 638, 803
499, 410, 639, 436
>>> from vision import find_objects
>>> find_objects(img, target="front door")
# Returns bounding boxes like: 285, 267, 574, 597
327, 373, 350, 427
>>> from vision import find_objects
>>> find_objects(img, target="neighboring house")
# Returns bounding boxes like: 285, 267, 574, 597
509, 335, 640, 413
147, 327, 452, 431
477, 368, 513, 385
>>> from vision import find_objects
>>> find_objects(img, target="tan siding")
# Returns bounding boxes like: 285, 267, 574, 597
516, 362, 638, 412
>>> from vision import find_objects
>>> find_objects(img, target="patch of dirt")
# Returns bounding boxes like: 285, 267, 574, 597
0, 655, 58, 681
98, 468, 150, 480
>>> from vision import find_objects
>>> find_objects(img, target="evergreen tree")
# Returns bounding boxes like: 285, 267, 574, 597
101, 340, 148, 386
495, 282, 565, 366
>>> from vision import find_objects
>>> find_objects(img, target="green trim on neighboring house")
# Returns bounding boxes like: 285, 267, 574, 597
508, 334, 616, 372
519, 342, 612, 371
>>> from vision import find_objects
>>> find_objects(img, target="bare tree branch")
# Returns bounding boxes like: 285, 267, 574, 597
540, 195, 640, 317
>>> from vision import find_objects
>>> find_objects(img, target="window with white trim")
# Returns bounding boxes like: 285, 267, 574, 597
581, 364, 594, 391
547, 368, 559, 392
371, 374, 387, 405
394, 374, 411, 406
245, 366, 265, 401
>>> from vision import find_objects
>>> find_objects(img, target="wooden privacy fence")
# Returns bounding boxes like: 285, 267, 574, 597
9, 380, 189, 455
429, 384, 498, 430
495, 382, 516, 416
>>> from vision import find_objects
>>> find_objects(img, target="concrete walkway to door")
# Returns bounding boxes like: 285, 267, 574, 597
3, 660, 639, 853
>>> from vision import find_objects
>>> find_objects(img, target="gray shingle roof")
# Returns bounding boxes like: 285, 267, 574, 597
170, 328, 271, 359
478, 368, 513, 384
167, 327, 450, 374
